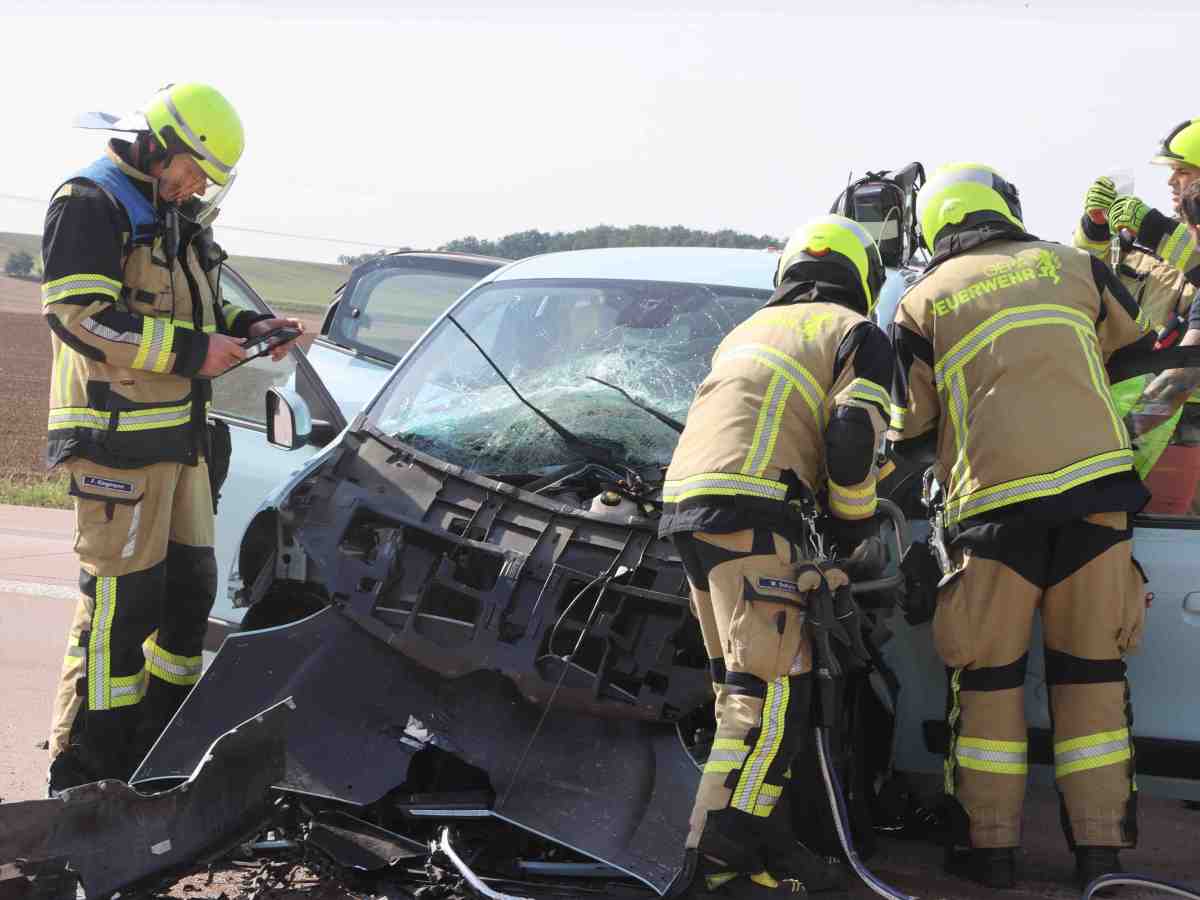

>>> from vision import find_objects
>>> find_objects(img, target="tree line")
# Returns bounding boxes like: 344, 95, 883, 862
337, 225, 782, 266
3, 250, 36, 277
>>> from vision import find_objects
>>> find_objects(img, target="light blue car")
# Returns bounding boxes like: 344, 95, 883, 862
219, 243, 1199, 802
80, 240, 1195, 900
206, 252, 505, 637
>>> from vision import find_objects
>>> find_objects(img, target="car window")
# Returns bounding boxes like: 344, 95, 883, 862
369, 278, 768, 474
330, 259, 499, 363
209, 265, 343, 432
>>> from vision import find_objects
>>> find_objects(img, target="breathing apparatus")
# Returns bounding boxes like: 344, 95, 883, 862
829, 162, 926, 270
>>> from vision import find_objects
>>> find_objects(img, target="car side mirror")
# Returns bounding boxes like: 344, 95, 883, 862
266, 387, 312, 450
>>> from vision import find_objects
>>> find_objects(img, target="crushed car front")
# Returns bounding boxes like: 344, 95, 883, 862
146, 248, 784, 895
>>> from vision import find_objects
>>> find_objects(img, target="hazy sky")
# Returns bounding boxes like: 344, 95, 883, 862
2, 0, 1195, 264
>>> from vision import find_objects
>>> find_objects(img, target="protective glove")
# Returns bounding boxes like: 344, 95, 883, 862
1109, 195, 1151, 238
841, 535, 887, 582
821, 513, 877, 557
1084, 176, 1117, 223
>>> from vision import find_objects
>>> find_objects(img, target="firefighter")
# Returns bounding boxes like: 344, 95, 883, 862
1075, 124, 1200, 485
890, 163, 1153, 890
661, 215, 893, 897
1106, 117, 1200, 287
1114, 121, 1200, 450
1074, 175, 1193, 332
1074, 173, 1194, 483
43, 83, 303, 795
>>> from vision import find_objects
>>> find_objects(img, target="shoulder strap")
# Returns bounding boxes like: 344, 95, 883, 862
63, 157, 158, 245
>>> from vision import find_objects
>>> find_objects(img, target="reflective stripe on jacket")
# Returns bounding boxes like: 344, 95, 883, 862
1073, 218, 1195, 330
42, 146, 262, 469
891, 238, 1152, 527
661, 291, 891, 536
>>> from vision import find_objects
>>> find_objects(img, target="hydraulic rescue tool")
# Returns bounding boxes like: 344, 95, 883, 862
789, 493, 918, 900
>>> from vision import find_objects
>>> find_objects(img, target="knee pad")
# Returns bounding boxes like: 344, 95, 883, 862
825, 406, 876, 486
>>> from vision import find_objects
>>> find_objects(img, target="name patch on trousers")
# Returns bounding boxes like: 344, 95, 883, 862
757, 577, 800, 594
82, 475, 134, 494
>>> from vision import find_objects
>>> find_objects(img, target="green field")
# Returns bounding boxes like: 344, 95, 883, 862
0, 473, 70, 509
1, 231, 350, 313
220, 254, 350, 312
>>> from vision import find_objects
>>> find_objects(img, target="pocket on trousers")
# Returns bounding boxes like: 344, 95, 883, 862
1117, 557, 1148, 654
728, 591, 785, 680
932, 565, 976, 670
727, 581, 809, 680
778, 599, 811, 675
69, 469, 145, 563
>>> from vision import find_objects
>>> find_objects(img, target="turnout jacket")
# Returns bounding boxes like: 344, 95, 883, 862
890, 230, 1153, 528
42, 142, 267, 470
660, 283, 893, 538
1073, 216, 1196, 329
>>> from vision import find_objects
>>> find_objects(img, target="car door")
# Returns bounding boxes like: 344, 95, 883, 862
307, 253, 505, 420
207, 264, 347, 625
881, 466, 1200, 796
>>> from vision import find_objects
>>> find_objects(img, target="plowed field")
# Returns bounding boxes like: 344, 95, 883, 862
0, 277, 50, 482
0, 275, 320, 500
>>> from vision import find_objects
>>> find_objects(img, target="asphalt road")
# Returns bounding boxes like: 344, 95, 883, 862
1, 504, 1197, 899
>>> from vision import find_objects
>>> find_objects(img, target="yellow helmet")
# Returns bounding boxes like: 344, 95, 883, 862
775, 214, 885, 313
143, 83, 244, 185
916, 163, 1024, 250
1151, 118, 1200, 170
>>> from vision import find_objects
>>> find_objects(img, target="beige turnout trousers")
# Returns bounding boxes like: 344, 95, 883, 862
673, 528, 852, 873
936, 512, 1146, 850
49, 456, 215, 780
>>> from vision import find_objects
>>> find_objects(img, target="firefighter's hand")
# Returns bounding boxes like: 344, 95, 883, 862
1084, 176, 1117, 225
1109, 195, 1150, 238
248, 317, 305, 362
842, 535, 887, 582
199, 334, 247, 376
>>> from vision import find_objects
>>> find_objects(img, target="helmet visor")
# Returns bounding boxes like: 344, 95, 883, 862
1151, 119, 1197, 167
996, 175, 1023, 223
179, 168, 236, 226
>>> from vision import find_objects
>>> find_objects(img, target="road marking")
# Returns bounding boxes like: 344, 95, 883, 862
0, 579, 78, 601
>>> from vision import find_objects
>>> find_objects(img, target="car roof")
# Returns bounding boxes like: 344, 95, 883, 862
488, 247, 779, 291
379, 250, 510, 268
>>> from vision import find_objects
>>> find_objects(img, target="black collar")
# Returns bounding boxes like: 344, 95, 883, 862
928, 222, 1037, 267
765, 279, 866, 315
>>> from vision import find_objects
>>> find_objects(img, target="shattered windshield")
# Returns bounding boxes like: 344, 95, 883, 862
367, 277, 768, 474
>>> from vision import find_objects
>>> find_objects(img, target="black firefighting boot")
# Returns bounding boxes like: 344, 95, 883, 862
766, 840, 848, 894
694, 808, 848, 896
46, 747, 99, 798
765, 789, 849, 892
1075, 847, 1123, 894
52, 705, 143, 794
672, 849, 813, 898
945, 847, 1017, 890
